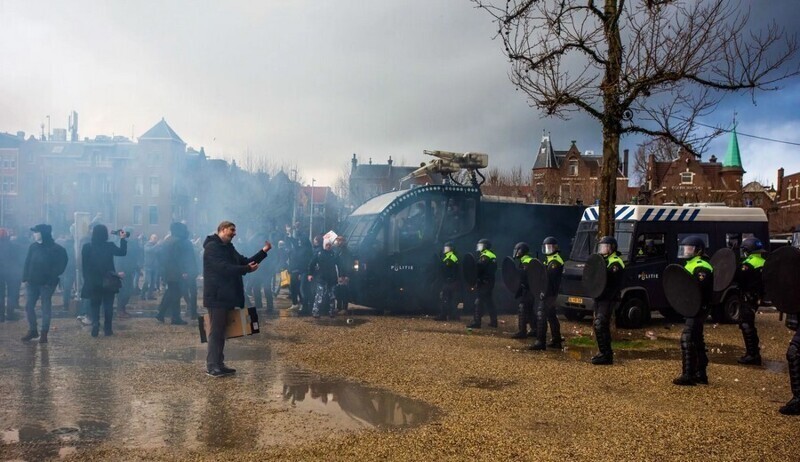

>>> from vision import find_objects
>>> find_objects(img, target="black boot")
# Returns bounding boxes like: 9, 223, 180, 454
531, 308, 547, 349
488, 317, 498, 328
780, 342, 800, 415
21, 330, 39, 342
39, 332, 48, 344
528, 341, 546, 351
738, 325, 762, 365
695, 337, 709, 384
591, 319, 613, 365
673, 336, 697, 386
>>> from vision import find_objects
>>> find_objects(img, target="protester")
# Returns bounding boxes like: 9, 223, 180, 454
203, 221, 270, 377
114, 226, 140, 318
21, 224, 68, 343
80, 224, 127, 337
141, 233, 160, 300
308, 237, 340, 319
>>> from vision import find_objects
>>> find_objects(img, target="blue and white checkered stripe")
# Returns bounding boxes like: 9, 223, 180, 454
581, 206, 701, 222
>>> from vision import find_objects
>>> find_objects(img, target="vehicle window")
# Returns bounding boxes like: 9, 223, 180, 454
441, 197, 476, 239
634, 233, 666, 259
569, 223, 597, 262
615, 231, 633, 260
725, 233, 741, 251
343, 215, 376, 247
389, 199, 434, 252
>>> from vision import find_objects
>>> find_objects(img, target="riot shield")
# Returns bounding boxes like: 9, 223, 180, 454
462, 253, 477, 287
526, 260, 548, 299
763, 246, 800, 315
710, 247, 737, 293
662, 264, 702, 317
581, 254, 608, 299
502, 257, 521, 294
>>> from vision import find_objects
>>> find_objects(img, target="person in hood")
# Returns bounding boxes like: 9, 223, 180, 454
203, 221, 271, 377
21, 224, 68, 343
156, 222, 196, 325
114, 226, 140, 318
80, 224, 127, 338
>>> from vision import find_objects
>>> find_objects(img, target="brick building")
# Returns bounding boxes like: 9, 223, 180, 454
348, 154, 439, 207
531, 135, 632, 205
641, 129, 744, 206
769, 168, 800, 233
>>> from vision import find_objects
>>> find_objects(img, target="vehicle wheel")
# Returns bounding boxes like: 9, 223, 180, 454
712, 292, 741, 324
563, 308, 586, 322
615, 297, 647, 329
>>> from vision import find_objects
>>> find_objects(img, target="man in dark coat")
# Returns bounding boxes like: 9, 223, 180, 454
22, 224, 68, 343
308, 239, 340, 318
203, 221, 271, 377
114, 226, 140, 318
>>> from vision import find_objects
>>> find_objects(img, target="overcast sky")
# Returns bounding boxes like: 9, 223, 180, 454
1, 0, 799, 188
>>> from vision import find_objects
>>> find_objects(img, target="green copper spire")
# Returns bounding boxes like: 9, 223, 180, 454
723, 125, 742, 168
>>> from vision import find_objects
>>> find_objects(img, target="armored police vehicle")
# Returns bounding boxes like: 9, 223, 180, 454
339, 151, 584, 314
557, 204, 769, 328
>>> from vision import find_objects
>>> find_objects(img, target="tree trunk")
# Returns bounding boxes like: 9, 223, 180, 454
598, 0, 623, 239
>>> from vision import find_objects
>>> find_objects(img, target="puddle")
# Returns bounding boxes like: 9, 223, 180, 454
460, 376, 517, 390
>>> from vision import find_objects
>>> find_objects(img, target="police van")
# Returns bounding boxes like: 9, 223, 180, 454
556, 204, 769, 328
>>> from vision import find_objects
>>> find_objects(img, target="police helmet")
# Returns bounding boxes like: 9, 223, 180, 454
597, 236, 617, 256
542, 236, 559, 256
513, 242, 530, 259
741, 237, 765, 256
477, 238, 492, 252
677, 235, 706, 260
443, 241, 455, 253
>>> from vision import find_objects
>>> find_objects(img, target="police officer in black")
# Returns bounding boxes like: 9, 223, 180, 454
591, 236, 625, 365
435, 241, 460, 321
530, 237, 564, 350
736, 237, 766, 365
781, 313, 800, 415
467, 238, 497, 329
511, 242, 536, 338
673, 235, 714, 386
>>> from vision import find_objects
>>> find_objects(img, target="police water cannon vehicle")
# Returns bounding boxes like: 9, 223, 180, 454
339, 150, 584, 314
557, 203, 769, 328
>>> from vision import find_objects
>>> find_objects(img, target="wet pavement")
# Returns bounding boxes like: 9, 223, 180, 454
0, 307, 432, 461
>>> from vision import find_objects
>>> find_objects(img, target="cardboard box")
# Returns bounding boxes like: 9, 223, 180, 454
198, 307, 260, 343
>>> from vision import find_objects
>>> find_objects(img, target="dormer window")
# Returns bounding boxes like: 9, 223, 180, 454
680, 172, 694, 185
568, 159, 579, 176
790, 184, 795, 201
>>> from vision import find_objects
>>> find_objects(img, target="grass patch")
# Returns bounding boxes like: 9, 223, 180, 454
567, 335, 651, 350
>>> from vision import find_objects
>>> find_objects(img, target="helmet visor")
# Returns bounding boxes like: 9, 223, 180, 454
476, 243, 485, 252
677, 245, 697, 259
597, 243, 612, 255
443, 246, 452, 254
542, 244, 558, 255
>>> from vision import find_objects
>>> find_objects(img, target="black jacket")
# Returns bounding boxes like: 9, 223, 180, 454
81, 239, 127, 298
202, 234, 267, 310
161, 237, 198, 282
308, 249, 339, 285
23, 239, 68, 286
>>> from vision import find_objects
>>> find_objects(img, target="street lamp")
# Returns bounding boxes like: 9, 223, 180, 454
309, 178, 315, 241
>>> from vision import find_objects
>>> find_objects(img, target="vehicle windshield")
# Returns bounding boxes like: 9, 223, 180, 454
569, 221, 634, 262
341, 214, 377, 248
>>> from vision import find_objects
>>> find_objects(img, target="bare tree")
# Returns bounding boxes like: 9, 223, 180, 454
334, 161, 351, 206
474, 0, 798, 236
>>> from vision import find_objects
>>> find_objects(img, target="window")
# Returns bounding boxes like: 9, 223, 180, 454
1, 175, 16, 194
568, 159, 579, 176
150, 177, 160, 197
441, 197, 476, 240
680, 172, 694, 185
133, 206, 142, 225
634, 233, 666, 259
134, 177, 144, 196
148, 206, 158, 225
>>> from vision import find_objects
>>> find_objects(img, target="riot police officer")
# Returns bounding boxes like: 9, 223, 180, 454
467, 238, 497, 329
511, 242, 536, 338
435, 241, 460, 321
781, 313, 800, 415
736, 237, 765, 365
530, 236, 563, 350
591, 236, 625, 365
673, 235, 714, 386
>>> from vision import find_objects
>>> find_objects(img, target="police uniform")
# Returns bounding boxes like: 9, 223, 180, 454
436, 249, 460, 321
511, 252, 536, 338
530, 252, 564, 350
467, 244, 497, 328
674, 254, 714, 386
782, 314, 800, 414
736, 251, 765, 365
592, 251, 625, 365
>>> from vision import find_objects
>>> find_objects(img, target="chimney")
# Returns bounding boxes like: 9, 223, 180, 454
623, 149, 629, 177
368, 157, 372, 165
16, 131, 24, 139
388, 155, 393, 166
778, 167, 785, 199
351, 153, 357, 172
709, 155, 717, 163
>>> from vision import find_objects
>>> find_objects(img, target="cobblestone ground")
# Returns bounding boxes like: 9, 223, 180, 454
0, 294, 798, 461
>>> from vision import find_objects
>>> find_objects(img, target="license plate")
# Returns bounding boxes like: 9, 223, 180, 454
568, 297, 583, 304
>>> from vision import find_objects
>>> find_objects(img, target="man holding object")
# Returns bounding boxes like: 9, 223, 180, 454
203, 221, 271, 377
